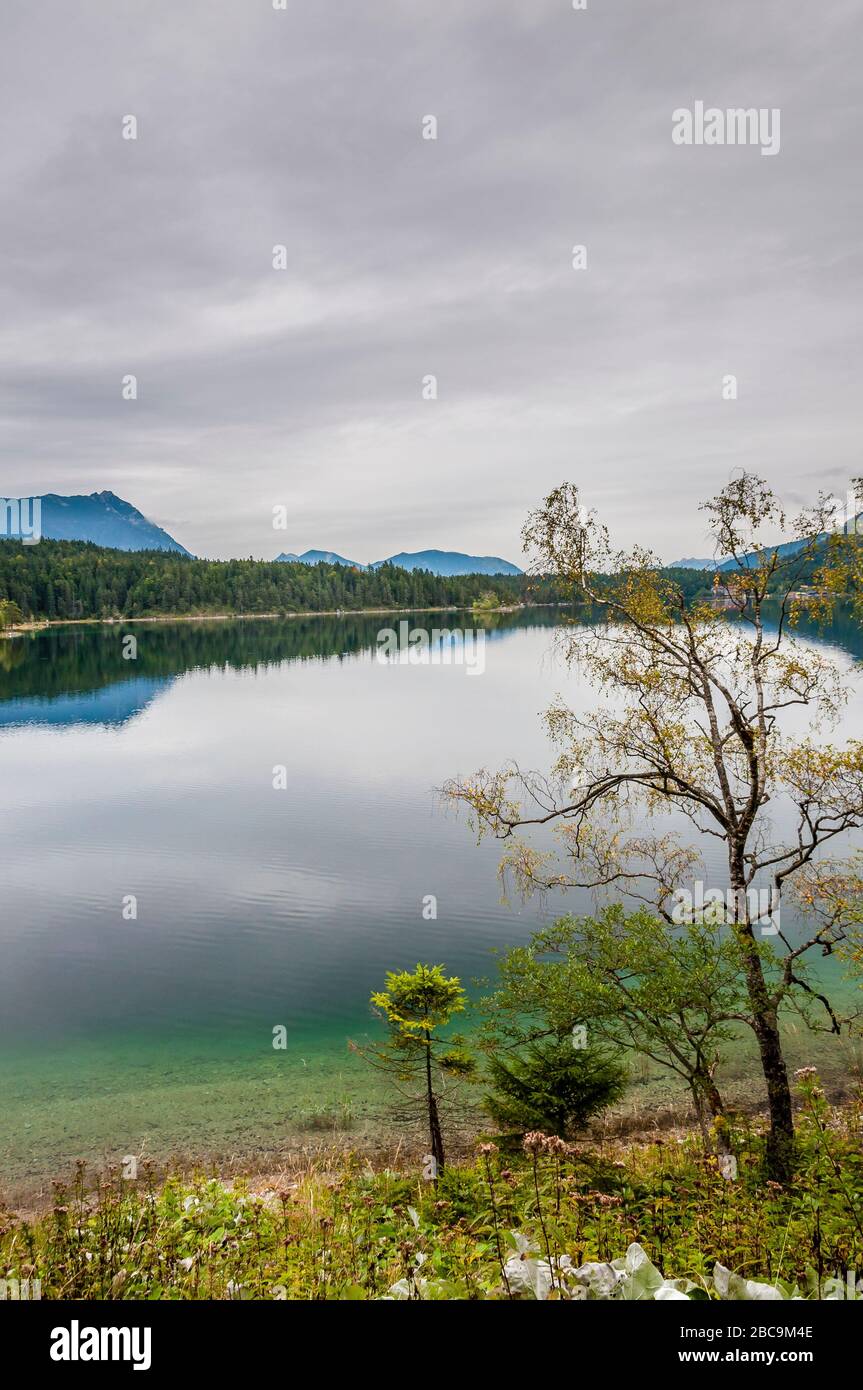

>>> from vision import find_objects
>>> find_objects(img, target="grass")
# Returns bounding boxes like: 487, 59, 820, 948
2, 1076, 861, 1300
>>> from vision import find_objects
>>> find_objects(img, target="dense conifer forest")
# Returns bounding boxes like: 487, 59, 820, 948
0, 539, 717, 622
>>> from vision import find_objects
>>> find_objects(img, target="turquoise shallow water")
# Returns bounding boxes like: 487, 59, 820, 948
1, 608, 861, 1192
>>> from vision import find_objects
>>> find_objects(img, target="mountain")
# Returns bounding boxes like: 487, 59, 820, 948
667, 557, 720, 571
717, 536, 810, 571
275, 549, 365, 569
371, 550, 522, 576
275, 547, 522, 575
676, 515, 861, 574
5, 491, 190, 554
670, 540, 818, 574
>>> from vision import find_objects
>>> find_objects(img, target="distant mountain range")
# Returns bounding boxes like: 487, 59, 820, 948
669, 547, 812, 572
670, 521, 860, 572
276, 549, 361, 568
2, 493, 522, 575
275, 547, 522, 576
668, 557, 719, 571
20, 490, 839, 579
4, 491, 190, 554
376, 549, 522, 576
716, 535, 817, 571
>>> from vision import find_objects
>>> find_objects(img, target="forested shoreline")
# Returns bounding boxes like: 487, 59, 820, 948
0, 538, 718, 622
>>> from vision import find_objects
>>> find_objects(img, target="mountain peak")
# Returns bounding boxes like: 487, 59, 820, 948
667, 556, 719, 571
275, 547, 522, 576
275, 548, 365, 569
3, 492, 190, 555
371, 549, 522, 576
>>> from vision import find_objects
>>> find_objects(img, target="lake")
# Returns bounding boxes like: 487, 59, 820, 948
1, 606, 861, 1193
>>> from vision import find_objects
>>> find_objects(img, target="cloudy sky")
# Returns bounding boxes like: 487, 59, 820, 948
1, 0, 861, 562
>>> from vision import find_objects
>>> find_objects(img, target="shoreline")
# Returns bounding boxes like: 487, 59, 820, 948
7, 1076, 859, 1216
5, 601, 566, 635
6, 1068, 857, 1213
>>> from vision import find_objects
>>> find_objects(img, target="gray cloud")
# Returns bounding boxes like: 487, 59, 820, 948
1, 0, 861, 560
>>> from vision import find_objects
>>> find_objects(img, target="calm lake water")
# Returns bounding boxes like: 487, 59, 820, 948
1, 607, 862, 1190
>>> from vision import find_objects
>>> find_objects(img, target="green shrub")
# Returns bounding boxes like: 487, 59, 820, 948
483, 1035, 626, 1138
